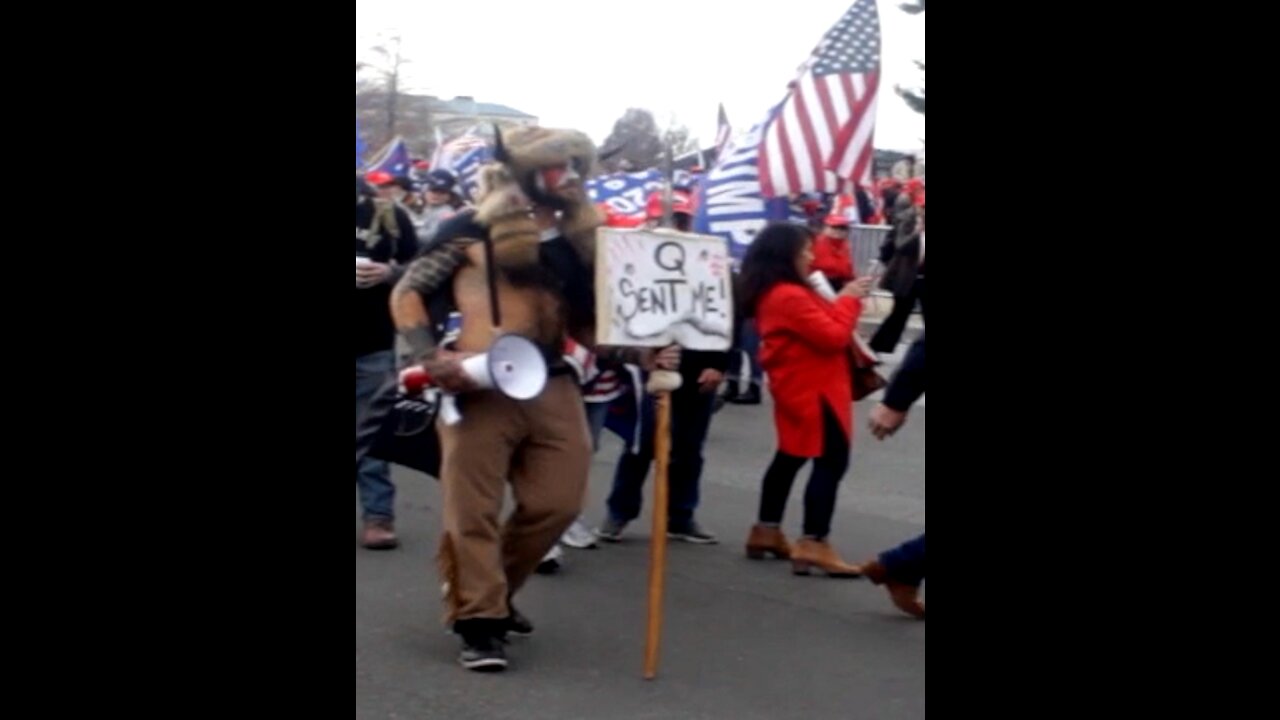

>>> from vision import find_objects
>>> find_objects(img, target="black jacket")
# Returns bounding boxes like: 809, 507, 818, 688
883, 334, 925, 412
356, 199, 419, 358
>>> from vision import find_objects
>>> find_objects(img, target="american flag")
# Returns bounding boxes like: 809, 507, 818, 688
430, 128, 488, 172
758, 0, 881, 198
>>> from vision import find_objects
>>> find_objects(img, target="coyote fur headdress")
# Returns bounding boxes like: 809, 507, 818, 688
471, 125, 622, 263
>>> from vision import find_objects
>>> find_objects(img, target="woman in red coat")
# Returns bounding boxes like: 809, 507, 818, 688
738, 223, 874, 577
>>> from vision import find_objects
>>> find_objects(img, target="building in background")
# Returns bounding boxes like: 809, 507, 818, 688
356, 93, 538, 160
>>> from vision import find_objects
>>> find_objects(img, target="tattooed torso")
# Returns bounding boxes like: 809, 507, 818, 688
452, 242, 566, 355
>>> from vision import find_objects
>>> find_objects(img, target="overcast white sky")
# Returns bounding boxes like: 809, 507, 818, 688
356, 0, 924, 152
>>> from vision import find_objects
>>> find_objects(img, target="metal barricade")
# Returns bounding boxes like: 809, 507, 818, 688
850, 224, 891, 276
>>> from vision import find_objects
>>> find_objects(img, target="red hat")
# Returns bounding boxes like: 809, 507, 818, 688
597, 203, 643, 228
413, 160, 431, 170
645, 190, 695, 220
824, 213, 851, 228
904, 178, 925, 207
365, 170, 395, 187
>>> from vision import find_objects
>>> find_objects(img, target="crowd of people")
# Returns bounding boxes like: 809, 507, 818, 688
355, 125, 926, 673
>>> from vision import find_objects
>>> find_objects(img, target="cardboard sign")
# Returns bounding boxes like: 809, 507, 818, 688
595, 227, 734, 351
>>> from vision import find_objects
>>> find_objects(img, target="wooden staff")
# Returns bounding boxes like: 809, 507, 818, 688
645, 139, 681, 680
644, 368, 681, 680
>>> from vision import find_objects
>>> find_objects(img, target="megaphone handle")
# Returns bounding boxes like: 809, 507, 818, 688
440, 395, 462, 426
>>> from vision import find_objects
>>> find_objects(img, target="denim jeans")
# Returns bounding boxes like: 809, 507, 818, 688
356, 350, 396, 520
585, 400, 609, 452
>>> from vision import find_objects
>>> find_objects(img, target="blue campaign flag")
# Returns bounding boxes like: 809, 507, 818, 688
367, 136, 412, 177
356, 119, 367, 170
586, 170, 664, 219
450, 145, 492, 204
693, 111, 793, 263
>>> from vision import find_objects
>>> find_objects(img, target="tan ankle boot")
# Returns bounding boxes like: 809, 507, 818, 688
791, 538, 862, 578
745, 524, 792, 560
862, 560, 925, 619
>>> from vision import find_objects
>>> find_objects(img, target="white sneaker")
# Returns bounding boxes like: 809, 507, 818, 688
536, 544, 564, 575
561, 519, 599, 549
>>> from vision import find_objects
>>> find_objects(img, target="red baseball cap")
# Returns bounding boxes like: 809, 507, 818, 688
365, 170, 395, 187
645, 190, 696, 219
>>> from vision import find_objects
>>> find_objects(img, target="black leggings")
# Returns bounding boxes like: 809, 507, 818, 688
757, 403, 850, 540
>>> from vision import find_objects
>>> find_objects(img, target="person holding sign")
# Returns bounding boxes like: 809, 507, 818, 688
388, 126, 664, 673
738, 222, 875, 578
595, 190, 728, 546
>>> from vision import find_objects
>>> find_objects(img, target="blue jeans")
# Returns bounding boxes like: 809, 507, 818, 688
356, 350, 396, 520
585, 401, 609, 452
606, 384, 716, 528
881, 533, 926, 586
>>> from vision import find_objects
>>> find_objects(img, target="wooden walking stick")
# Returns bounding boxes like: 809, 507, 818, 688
644, 367, 681, 681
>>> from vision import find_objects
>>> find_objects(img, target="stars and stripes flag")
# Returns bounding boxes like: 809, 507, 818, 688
714, 103, 732, 157
758, 0, 881, 198
431, 128, 489, 172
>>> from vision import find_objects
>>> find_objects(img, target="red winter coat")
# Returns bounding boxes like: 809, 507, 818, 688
756, 283, 862, 457
811, 234, 855, 286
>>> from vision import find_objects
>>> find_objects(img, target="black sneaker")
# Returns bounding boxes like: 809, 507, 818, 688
504, 606, 534, 638
458, 633, 508, 672
668, 520, 719, 545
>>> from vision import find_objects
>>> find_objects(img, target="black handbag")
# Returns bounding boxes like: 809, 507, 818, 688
358, 376, 442, 478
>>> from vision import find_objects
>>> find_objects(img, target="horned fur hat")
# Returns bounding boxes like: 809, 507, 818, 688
474, 125, 622, 261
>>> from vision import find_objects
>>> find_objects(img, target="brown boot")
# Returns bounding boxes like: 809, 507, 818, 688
361, 518, 399, 550
862, 560, 925, 619
790, 538, 862, 578
745, 524, 792, 560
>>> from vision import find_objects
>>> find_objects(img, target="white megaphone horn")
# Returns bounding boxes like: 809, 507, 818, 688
438, 334, 549, 425
807, 270, 838, 301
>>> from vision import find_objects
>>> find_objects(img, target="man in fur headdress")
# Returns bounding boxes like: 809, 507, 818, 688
389, 126, 677, 672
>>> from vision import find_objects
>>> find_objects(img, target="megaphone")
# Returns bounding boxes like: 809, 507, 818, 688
406, 334, 546, 426
458, 334, 548, 400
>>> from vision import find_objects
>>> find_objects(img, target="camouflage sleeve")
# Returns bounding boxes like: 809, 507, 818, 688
393, 243, 467, 300
390, 243, 468, 364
